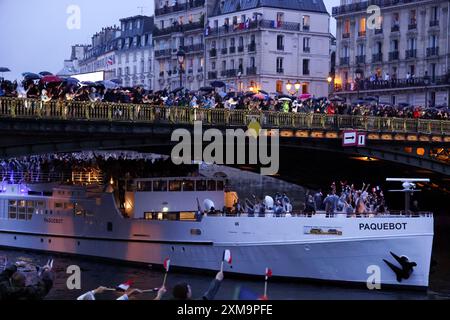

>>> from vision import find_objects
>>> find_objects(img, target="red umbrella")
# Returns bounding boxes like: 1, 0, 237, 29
253, 93, 267, 100
40, 75, 63, 84
298, 93, 312, 101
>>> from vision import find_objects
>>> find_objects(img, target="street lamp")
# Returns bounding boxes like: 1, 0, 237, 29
286, 80, 301, 95
327, 76, 333, 96
424, 73, 431, 108
177, 49, 186, 88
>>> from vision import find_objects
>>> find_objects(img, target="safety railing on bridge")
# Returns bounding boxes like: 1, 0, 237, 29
0, 97, 449, 136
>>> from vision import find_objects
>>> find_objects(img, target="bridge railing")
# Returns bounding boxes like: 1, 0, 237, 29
0, 97, 449, 136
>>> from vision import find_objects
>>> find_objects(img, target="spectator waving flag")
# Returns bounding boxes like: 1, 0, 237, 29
163, 258, 170, 273
116, 280, 133, 292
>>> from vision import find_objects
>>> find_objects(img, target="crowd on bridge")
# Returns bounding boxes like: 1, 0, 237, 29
1, 77, 449, 121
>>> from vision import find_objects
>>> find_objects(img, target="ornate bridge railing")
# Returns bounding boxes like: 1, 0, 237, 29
0, 98, 449, 136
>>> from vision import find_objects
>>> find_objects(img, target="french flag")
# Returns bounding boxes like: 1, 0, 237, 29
223, 249, 232, 264
116, 280, 133, 292
265, 268, 272, 278
164, 258, 171, 273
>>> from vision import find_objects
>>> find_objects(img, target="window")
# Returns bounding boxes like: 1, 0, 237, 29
222, 60, 226, 71
344, 19, 350, 35
303, 37, 310, 52
392, 13, 400, 26
357, 44, 365, 56
359, 17, 366, 35
207, 180, 216, 191
153, 180, 167, 192
276, 57, 283, 73
250, 57, 255, 68
276, 80, 283, 93
303, 15, 310, 30
408, 38, 417, 50
302, 83, 309, 94
277, 35, 284, 50
432, 6, 439, 21
409, 10, 417, 25
196, 180, 207, 191
277, 12, 284, 26
390, 39, 399, 51
303, 59, 310, 75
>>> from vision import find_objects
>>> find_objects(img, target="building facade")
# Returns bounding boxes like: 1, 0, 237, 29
57, 45, 91, 77
204, 0, 331, 96
333, 0, 450, 107
78, 26, 121, 80
116, 15, 155, 89
153, 0, 208, 91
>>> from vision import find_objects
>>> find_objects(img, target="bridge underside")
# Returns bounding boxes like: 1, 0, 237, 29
0, 118, 448, 176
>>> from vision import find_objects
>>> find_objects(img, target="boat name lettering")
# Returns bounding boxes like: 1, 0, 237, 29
359, 222, 407, 231
44, 218, 64, 224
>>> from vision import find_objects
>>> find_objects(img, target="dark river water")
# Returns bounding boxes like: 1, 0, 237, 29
1, 215, 449, 300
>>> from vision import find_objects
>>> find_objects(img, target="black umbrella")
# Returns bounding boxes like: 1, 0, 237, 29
210, 81, 226, 88
171, 87, 184, 94
329, 95, 346, 102
22, 72, 42, 80
39, 71, 53, 76
0, 67, 11, 72
199, 86, 214, 92
81, 81, 97, 87
258, 89, 269, 95
244, 91, 256, 97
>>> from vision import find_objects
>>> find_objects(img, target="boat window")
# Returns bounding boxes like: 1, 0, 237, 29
207, 180, 216, 191
64, 203, 74, 210
182, 180, 194, 191
153, 180, 167, 192
137, 181, 152, 192
180, 212, 196, 221
55, 202, 63, 209
196, 180, 207, 191
190, 229, 202, 235
164, 212, 178, 221
8, 201, 17, 219
36, 201, 45, 208
217, 180, 224, 191
169, 180, 182, 192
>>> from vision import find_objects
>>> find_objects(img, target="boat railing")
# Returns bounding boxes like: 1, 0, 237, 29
210, 211, 433, 218
0, 171, 104, 185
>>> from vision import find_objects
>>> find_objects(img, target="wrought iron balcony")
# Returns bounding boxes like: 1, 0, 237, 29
340, 57, 350, 66
155, 0, 204, 16
276, 68, 284, 74
208, 71, 217, 79
246, 67, 257, 75
237, 46, 244, 53
427, 47, 439, 57
209, 48, 217, 58
153, 21, 204, 37
405, 49, 417, 59
248, 43, 256, 52
389, 51, 399, 61
372, 53, 383, 63
356, 55, 366, 64
430, 20, 439, 27
229, 46, 236, 54
221, 48, 228, 55
408, 23, 417, 30
391, 25, 400, 32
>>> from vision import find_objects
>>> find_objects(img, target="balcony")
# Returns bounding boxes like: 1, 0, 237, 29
358, 31, 366, 37
277, 45, 284, 51
389, 51, 399, 61
237, 46, 244, 53
185, 43, 204, 53
342, 33, 350, 39
247, 67, 257, 75
276, 68, 284, 74
208, 71, 217, 80
372, 53, 383, 63
303, 69, 310, 76
405, 49, 417, 59
427, 47, 439, 57
340, 57, 350, 66
221, 48, 228, 55
303, 25, 310, 31
430, 20, 439, 27
209, 48, 217, 58
155, 49, 171, 58
303, 47, 311, 53
356, 55, 366, 64
391, 25, 400, 32
229, 46, 236, 54
332, 0, 427, 17
155, 0, 205, 16
259, 20, 301, 31
408, 23, 417, 30
153, 21, 204, 37
225, 69, 238, 77
248, 43, 256, 52
198, 67, 204, 73
220, 70, 227, 77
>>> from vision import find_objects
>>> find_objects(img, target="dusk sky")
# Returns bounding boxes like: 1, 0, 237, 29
0, 0, 340, 80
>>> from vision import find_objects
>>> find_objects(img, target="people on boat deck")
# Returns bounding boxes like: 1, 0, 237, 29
0, 261, 54, 300
171, 271, 224, 300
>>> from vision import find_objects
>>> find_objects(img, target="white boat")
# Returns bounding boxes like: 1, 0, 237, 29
0, 175, 434, 289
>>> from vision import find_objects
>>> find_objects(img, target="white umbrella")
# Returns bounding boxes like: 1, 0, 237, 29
278, 97, 292, 102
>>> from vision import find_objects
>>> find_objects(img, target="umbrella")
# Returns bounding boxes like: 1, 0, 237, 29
40, 75, 63, 84
39, 71, 53, 76
22, 72, 42, 80
210, 81, 226, 88
253, 93, 267, 100
276, 94, 292, 99
244, 91, 256, 97
258, 89, 269, 95
96, 80, 119, 89
63, 77, 80, 85
171, 87, 184, 94
80, 81, 97, 87
0, 67, 11, 72
329, 95, 345, 102
110, 78, 122, 85
299, 93, 312, 100
199, 86, 214, 92
278, 97, 292, 102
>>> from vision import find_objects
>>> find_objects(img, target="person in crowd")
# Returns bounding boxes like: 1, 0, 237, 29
171, 271, 224, 300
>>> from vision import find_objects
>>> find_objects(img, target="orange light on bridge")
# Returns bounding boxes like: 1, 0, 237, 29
416, 148, 426, 156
